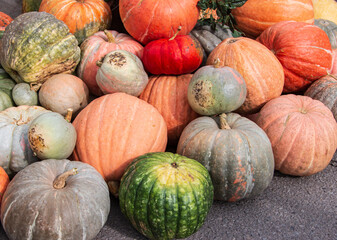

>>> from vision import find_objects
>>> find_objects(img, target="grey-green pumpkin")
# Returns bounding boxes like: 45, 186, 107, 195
12, 83, 38, 106
0, 90, 13, 111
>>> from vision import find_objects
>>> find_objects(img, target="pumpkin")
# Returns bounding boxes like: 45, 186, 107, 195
0, 12, 80, 85
0, 167, 9, 205
253, 94, 337, 176
0, 67, 15, 100
257, 21, 332, 93
28, 110, 77, 160
0, 106, 50, 177
119, 152, 213, 240
38, 73, 89, 116
96, 50, 148, 96
139, 74, 199, 145
314, 19, 337, 49
331, 49, 337, 74
77, 30, 143, 96
12, 83, 38, 106
72, 92, 167, 183
0, 12, 12, 27
1, 159, 110, 240
177, 113, 274, 202
231, 0, 314, 38
187, 62, 247, 116
142, 28, 204, 75
39, 0, 112, 44
0, 90, 13, 111
23, 0, 43, 12
119, 0, 200, 44
313, 0, 337, 25
206, 37, 284, 114
304, 74, 337, 121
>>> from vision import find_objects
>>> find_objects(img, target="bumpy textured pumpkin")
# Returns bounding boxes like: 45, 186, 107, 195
254, 94, 337, 176
207, 37, 284, 114
0, 12, 12, 27
0, 90, 13, 111
12, 83, 38, 106
231, 0, 314, 37
257, 21, 332, 93
139, 74, 199, 145
119, 0, 200, 44
96, 50, 148, 96
72, 93, 167, 183
314, 19, 337, 49
304, 74, 337, 121
22, 0, 43, 12
39, 0, 112, 44
0, 12, 80, 85
313, 0, 337, 24
177, 113, 274, 202
0, 106, 50, 177
77, 30, 143, 96
119, 152, 213, 240
38, 73, 89, 116
1, 159, 110, 240
0, 167, 9, 205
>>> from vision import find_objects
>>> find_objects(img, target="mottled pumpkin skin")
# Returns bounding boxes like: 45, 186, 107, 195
12, 83, 38, 106
1, 159, 110, 240
314, 19, 337, 49
0, 167, 9, 205
22, 0, 43, 12
0, 12, 80, 85
119, 152, 213, 240
0, 12, 13, 27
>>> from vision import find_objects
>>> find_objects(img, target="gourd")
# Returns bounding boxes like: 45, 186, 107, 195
0, 67, 16, 102
12, 83, 38, 106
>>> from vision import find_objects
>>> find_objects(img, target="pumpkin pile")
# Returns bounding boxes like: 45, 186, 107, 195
0, 0, 335, 239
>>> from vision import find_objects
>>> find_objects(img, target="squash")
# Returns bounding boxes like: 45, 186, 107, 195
177, 113, 274, 202
39, 0, 112, 44
313, 0, 337, 25
0, 67, 16, 102
12, 83, 38, 106
314, 19, 337, 49
0, 90, 13, 111
0, 12, 80, 86
77, 30, 143, 96
257, 21, 332, 93
0, 166, 9, 205
119, 152, 213, 240
0, 12, 12, 27
72, 92, 167, 183
253, 94, 337, 176
1, 159, 110, 240
22, 0, 43, 12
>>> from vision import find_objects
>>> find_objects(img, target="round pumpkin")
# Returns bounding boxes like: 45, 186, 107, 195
0, 12, 12, 27
231, 0, 314, 38
119, 0, 200, 45
72, 92, 167, 183
206, 37, 284, 114
314, 19, 337, 49
23, 0, 43, 12
313, 0, 337, 25
0, 167, 9, 205
38, 73, 89, 116
77, 30, 143, 96
39, 0, 112, 44
12, 83, 38, 106
119, 152, 213, 240
253, 94, 337, 176
257, 21, 333, 93
0, 90, 13, 111
177, 113, 274, 202
1, 159, 110, 240
139, 74, 199, 145
0, 12, 80, 85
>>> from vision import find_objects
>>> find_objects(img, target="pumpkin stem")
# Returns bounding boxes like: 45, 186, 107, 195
53, 168, 78, 189
219, 113, 231, 130
30, 82, 42, 92
64, 108, 73, 122
169, 26, 182, 41
104, 30, 115, 43
108, 181, 120, 198
96, 58, 104, 67
214, 58, 222, 68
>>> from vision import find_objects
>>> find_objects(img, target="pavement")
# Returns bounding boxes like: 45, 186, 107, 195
0, 2, 336, 239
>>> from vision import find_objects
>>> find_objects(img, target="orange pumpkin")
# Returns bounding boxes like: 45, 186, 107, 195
254, 94, 337, 176
39, 0, 112, 44
0, 166, 9, 205
72, 93, 167, 182
139, 74, 199, 145
0, 12, 12, 27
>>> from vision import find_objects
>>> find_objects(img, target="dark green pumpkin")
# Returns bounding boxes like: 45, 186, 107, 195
22, 0, 43, 13
177, 113, 274, 202
119, 152, 213, 240
314, 19, 337, 49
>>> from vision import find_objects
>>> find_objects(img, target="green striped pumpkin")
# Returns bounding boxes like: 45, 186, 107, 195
119, 152, 214, 240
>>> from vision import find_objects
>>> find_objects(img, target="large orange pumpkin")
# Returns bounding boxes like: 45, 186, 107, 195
206, 37, 284, 114
72, 93, 167, 182
139, 74, 199, 145
0, 166, 9, 205
253, 94, 337, 176
231, 0, 314, 38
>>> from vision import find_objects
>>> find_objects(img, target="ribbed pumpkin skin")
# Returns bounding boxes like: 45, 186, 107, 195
206, 37, 284, 114
0, 167, 9, 205
0, 12, 12, 27
1, 159, 110, 240
39, 0, 112, 44
254, 95, 337, 176
177, 113, 274, 202
314, 19, 337, 49
119, 152, 213, 240
119, 0, 200, 45
72, 93, 167, 182
139, 74, 199, 145
304, 75, 337, 121
231, 0, 314, 38
257, 21, 332, 93
0, 12, 80, 85
77, 30, 143, 96
22, 0, 43, 12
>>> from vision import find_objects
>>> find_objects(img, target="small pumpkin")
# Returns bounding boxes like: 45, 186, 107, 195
0, 90, 13, 111
314, 19, 337, 49
12, 83, 38, 106
22, 0, 43, 12
1, 159, 110, 240
0, 166, 9, 205
119, 152, 214, 240
0, 12, 12, 27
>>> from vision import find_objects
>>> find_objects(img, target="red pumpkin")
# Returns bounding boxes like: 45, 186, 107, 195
77, 30, 144, 96
257, 21, 332, 93
119, 0, 199, 44
0, 166, 9, 205
0, 12, 12, 27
